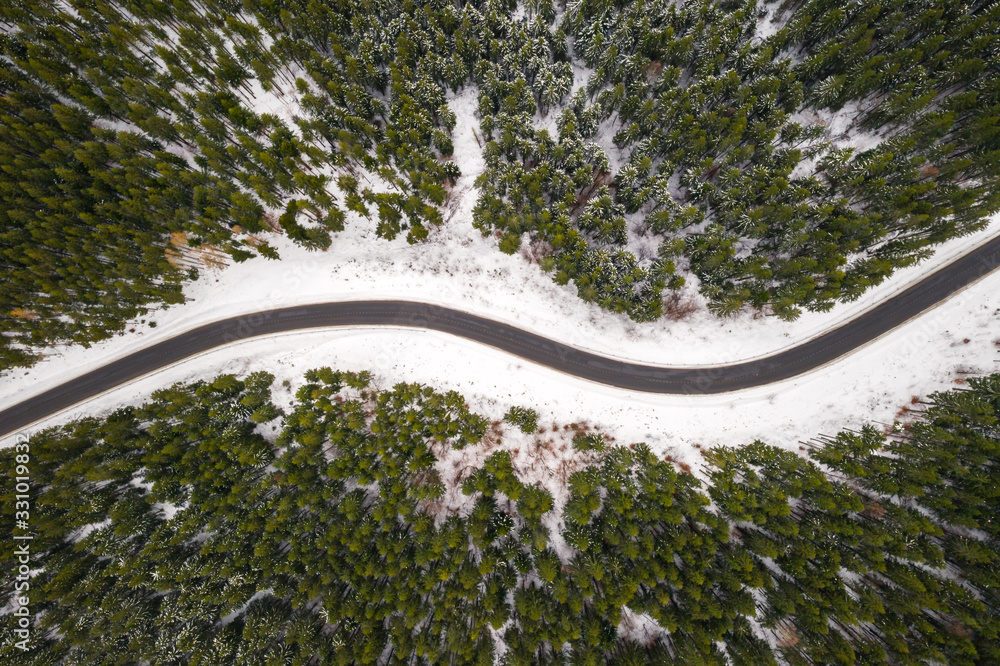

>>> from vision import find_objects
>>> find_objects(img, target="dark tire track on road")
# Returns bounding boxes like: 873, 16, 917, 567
2, 235, 1000, 438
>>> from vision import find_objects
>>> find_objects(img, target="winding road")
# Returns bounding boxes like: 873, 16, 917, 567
2, 234, 1000, 439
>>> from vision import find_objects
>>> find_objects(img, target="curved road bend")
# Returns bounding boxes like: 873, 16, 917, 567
2, 234, 1000, 438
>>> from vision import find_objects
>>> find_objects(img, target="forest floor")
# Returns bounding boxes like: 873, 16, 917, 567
3, 85, 1000, 475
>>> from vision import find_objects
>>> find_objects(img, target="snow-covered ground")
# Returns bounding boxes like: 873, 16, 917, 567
3, 85, 999, 463
3, 258, 997, 472
2, 134, 998, 471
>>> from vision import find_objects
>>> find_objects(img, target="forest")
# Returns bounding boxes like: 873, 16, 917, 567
2, 0, 999, 368
2, 368, 998, 664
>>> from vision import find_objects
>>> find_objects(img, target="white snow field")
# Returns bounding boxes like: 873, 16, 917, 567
2, 171, 997, 470
2, 84, 999, 463
1, 263, 998, 474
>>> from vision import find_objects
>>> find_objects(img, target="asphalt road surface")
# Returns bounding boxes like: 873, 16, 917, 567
3, 234, 1000, 438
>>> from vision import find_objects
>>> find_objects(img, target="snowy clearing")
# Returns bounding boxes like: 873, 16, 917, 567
4, 250, 998, 479
2, 83, 998, 459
